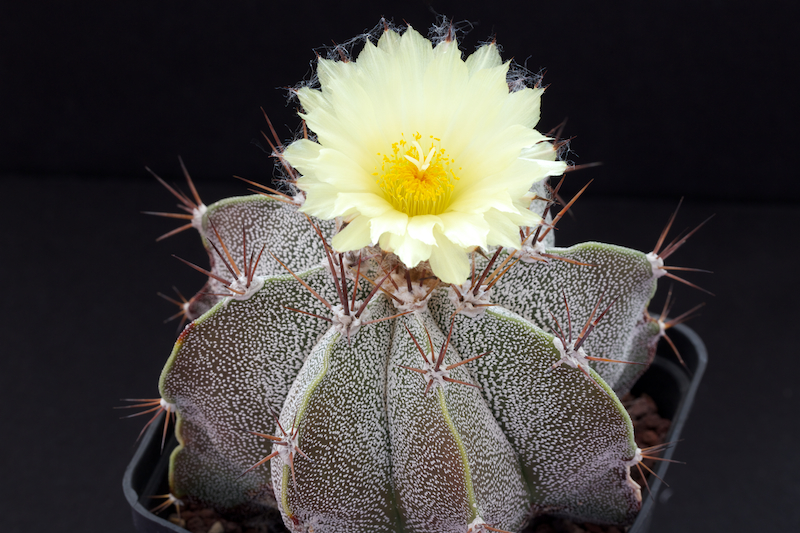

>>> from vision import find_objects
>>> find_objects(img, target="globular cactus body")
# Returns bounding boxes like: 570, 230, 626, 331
151, 192, 677, 532
139, 20, 706, 533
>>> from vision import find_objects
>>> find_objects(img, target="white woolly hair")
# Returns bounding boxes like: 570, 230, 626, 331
288, 16, 548, 101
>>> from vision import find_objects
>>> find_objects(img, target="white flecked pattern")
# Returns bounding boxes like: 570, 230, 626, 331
428, 289, 641, 524
271, 297, 399, 533
193, 195, 336, 311
155, 192, 659, 530
488, 243, 661, 393
160, 267, 337, 512
387, 312, 530, 533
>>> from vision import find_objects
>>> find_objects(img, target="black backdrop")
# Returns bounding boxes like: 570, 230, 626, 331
1, 1, 798, 532
3, 0, 798, 200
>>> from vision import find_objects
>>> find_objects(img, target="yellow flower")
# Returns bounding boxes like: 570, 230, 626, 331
283, 25, 566, 284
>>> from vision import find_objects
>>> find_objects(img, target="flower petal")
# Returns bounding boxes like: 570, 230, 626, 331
437, 211, 490, 249
394, 234, 433, 269
447, 186, 518, 215
498, 86, 545, 130
481, 145, 567, 199
282, 138, 322, 172
378, 231, 404, 253
333, 192, 394, 218
299, 182, 343, 219
286, 26, 565, 285
484, 208, 527, 249
464, 43, 503, 74
428, 226, 470, 284
332, 215, 373, 251
406, 215, 443, 246
316, 57, 356, 89
368, 209, 409, 244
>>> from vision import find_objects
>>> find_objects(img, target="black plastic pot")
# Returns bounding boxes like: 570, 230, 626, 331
124, 323, 707, 533
627, 323, 708, 532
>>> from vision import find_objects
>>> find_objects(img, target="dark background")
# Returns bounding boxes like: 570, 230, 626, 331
1, 1, 798, 532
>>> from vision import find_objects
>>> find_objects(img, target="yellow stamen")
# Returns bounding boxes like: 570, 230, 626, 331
376, 133, 459, 217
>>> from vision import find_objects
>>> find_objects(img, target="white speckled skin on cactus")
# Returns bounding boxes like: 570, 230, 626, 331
154, 185, 674, 531
143, 20, 708, 533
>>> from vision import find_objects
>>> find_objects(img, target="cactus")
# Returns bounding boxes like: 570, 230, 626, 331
133, 21, 707, 533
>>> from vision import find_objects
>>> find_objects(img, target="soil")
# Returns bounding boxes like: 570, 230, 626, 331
162, 393, 671, 533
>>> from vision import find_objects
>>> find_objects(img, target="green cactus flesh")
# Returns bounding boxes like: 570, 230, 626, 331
155, 193, 668, 532
487, 244, 661, 394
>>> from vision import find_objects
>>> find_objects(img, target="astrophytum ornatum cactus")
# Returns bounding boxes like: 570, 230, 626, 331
133, 21, 708, 533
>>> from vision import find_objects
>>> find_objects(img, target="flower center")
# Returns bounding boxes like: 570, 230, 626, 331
375, 133, 459, 217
